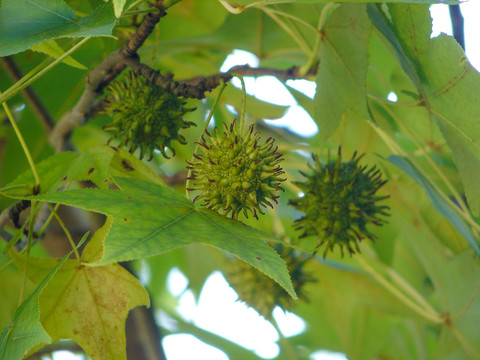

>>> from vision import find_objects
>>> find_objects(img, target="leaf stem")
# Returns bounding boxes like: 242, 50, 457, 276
356, 255, 443, 324
47, 203, 80, 260
300, 3, 338, 75
18, 201, 37, 306
0, 37, 91, 104
271, 315, 299, 360
367, 120, 480, 236
2, 97, 41, 187
262, 7, 312, 56
185, 81, 227, 199
379, 100, 469, 215
231, 73, 247, 132
35, 203, 61, 237
449, 324, 480, 359
0, 58, 52, 105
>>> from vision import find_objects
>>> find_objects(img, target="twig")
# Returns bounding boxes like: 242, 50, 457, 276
49, 1, 168, 151
0, 56, 55, 133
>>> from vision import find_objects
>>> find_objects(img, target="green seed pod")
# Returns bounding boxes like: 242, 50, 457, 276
187, 121, 286, 219
289, 147, 390, 257
225, 244, 315, 318
102, 72, 196, 160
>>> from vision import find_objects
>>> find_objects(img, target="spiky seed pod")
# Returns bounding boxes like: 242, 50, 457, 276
225, 244, 315, 318
102, 72, 196, 160
289, 148, 390, 257
186, 120, 286, 219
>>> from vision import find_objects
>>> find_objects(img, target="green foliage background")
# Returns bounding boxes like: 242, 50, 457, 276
1, 0, 480, 359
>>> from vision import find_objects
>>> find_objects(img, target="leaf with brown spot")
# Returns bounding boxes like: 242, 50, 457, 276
40, 261, 148, 360
11, 252, 149, 360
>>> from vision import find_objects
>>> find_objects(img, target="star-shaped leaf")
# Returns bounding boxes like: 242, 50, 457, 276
24, 177, 296, 298
11, 250, 149, 360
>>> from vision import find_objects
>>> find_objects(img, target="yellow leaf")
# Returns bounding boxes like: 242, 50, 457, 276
30, 40, 87, 70
82, 216, 113, 263
39, 260, 149, 360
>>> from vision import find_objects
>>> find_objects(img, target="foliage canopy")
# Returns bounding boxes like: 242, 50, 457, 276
1, 0, 480, 359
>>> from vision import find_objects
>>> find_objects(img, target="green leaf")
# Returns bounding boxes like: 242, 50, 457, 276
0, 0, 116, 56
421, 35, 480, 216
386, 3, 431, 78
313, 4, 371, 141
112, 0, 127, 18
222, 0, 459, 6
388, 155, 480, 257
30, 40, 87, 70
67, 146, 165, 189
4, 152, 78, 197
0, 237, 86, 360
367, 4, 423, 91
23, 177, 296, 298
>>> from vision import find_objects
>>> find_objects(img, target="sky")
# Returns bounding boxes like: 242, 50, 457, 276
51, 3, 479, 360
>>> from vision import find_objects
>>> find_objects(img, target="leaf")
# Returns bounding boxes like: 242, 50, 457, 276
112, 0, 127, 18
11, 251, 149, 360
286, 84, 314, 119
433, 251, 480, 359
388, 155, 480, 257
30, 40, 87, 70
22, 177, 296, 298
386, 3, 431, 78
313, 4, 371, 141
222, 0, 459, 6
67, 145, 165, 189
367, 4, 423, 91
0, 237, 86, 360
40, 262, 148, 360
4, 152, 78, 197
0, 0, 116, 57
420, 35, 480, 216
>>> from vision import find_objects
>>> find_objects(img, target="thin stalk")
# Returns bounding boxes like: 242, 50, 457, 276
231, 73, 247, 132
273, 4, 311, 52
271, 315, 299, 360
185, 81, 227, 199
301, 3, 338, 75
450, 325, 480, 359
2, 96, 40, 187
18, 201, 36, 306
356, 255, 442, 324
47, 203, 80, 260
257, 6, 318, 34
0, 37, 91, 104
35, 202, 61, 237
367, 120, 480, 235
0, 57, 52, 104
385, 267, 439, 318
377, 99, 469, 215
262, 8, 311, 56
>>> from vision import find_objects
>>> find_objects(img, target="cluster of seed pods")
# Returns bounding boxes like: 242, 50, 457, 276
187, 120, 286, 220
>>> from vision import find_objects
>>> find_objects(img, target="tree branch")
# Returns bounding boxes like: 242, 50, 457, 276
0, 56, 55, 133
49, 1, 168, 151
